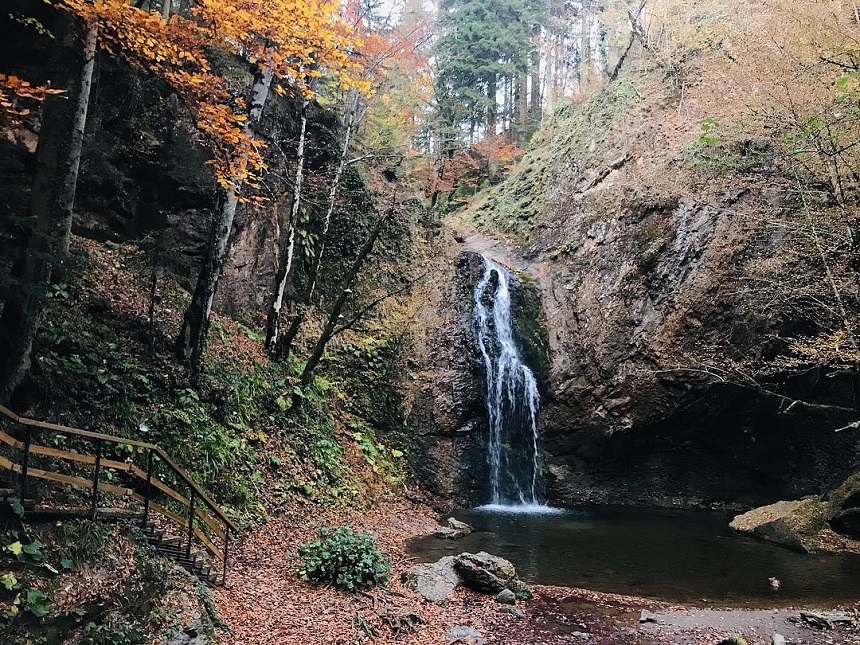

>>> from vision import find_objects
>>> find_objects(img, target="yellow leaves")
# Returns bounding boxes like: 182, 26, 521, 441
0, 74, 66, 128
193, 0, 364, 95
40, 0, 368, 196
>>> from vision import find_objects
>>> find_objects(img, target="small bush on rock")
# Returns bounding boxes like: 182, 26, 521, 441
298, 526, 390, 591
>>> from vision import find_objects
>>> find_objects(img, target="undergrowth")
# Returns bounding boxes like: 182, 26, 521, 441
28, 240, 413, 527
297, 525, 390, 591
0, 513, 214, 644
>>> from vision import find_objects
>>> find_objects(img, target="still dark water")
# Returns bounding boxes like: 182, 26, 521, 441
408, 505, 860, 605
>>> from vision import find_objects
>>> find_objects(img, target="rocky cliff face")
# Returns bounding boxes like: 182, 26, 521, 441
0, 30, 370, 328
421, 75, 860, 510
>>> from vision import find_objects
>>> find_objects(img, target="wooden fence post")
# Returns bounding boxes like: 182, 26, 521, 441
223, 526, 230, 585
186, 488, 196, 559
91, 439, 102, 519
19, 423, 31, 501
142, 447, 154, 526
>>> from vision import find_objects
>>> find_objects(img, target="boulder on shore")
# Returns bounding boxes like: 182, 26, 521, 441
431, 517, 474, 539
830, 508, 860, 539
401, 556, 460, 604
494, 588, 516, 605
729, 498, 828, 552
454, 551, 531, 599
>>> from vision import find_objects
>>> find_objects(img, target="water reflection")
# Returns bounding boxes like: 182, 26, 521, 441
409, 506, 860, 605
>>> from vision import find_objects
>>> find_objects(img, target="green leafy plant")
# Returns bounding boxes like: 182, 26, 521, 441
5, 588, 49, 618
49, 282, 70, 300
297, 525, 390, 591
349, 420, 405, 484
0, 573, 18, 591
23, 589, 48, 617
5, 539, 43, 562
10, 500, 24, 518
698, 116, 720, 146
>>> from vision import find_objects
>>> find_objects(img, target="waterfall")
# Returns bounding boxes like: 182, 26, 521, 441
473, 256, 544, 507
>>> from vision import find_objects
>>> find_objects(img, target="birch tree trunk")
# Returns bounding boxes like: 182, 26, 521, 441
487, 75, 497, 135
264, 95, 310, 352
274, 91, 360, 359
176, 67, 272, 374
160, 0, 171, 20
0, 18, 97, 403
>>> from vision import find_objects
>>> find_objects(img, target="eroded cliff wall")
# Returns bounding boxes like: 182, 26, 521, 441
427, 74, 860, 510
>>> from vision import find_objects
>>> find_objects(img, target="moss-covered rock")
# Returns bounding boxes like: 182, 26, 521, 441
729, 498, 828, 552
510, 271, 550, 391
826, 471, 860, 539
454, 551, 531, 600
827, 471, 860, 516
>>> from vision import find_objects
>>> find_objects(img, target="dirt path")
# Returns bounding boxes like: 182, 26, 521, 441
445, 215, 547, 279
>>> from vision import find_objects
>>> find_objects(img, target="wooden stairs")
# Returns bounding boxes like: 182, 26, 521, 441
0, 405, 235, 586
141, 519, 223, 585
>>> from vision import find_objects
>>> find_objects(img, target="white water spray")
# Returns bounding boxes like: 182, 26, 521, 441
473, 256, 544, 507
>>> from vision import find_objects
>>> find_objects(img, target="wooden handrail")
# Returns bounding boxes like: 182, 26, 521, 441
151, 447, 236, 532
0, 405, 235, 583
0, 403, 237, 533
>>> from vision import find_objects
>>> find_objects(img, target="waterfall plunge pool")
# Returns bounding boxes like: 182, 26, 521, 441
408, 505, 860, 606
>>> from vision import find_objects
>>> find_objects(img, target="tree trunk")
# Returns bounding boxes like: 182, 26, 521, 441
276, 92, 359, 359
265, 94, 310, 352
529, 24, 542, 122
515, 73, 527, 128
160, 0, 171, 19
502, 73, 510, 133
486, 75, 497, 135
299, 208, 392, 387
0, 18, 97, 404
545, 36, 556, 112
580, 0, 593, 89
176, 67, 272, 374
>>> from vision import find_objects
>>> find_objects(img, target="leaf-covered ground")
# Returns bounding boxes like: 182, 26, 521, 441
213, 496, 860, 644
214, 496, 516, 644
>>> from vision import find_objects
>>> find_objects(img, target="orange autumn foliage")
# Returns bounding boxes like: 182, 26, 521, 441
194, 0, 367, 97
0, 74, 64, 128
45, 0, 364, 194
419, 134, 524, 199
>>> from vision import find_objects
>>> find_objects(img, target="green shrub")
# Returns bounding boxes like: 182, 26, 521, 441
297, 526, 390, 591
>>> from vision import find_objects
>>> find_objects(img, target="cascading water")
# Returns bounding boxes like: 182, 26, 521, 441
473, 256, 546, 509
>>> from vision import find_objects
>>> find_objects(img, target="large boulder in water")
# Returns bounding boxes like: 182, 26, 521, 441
431, 517, 475, 539
402, 556, 461, 603
454, 551, 531, 599
827, 472, 860, 539
729, 498, 828, 552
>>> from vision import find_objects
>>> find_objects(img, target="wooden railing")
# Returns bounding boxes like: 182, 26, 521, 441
0, 404, 237, 584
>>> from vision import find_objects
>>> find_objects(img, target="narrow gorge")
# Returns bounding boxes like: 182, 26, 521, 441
3, 0, 860, 643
